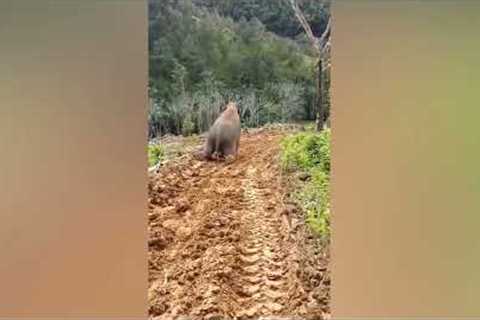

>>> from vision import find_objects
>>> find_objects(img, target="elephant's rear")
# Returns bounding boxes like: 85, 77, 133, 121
202, 102, 241, 160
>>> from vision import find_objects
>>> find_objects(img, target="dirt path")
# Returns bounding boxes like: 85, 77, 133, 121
148, 129, 330, 320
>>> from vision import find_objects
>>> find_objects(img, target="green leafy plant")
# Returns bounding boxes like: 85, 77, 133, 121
301, 167, 330, 236
281, 129, 330, 172
148, 144, 165, 167
281, 128, 331, 237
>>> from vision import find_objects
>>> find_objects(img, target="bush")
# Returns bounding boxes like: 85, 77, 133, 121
148, 144, 165, 167
301, 167, 330, 236
281, 128, 331, 237
281, 129, 330, 173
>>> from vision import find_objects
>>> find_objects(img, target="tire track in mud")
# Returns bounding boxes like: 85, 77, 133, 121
148, 129, 330, 320
234, 165, 291, 318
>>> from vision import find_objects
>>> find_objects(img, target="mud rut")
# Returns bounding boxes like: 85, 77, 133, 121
148, 129, 330, 320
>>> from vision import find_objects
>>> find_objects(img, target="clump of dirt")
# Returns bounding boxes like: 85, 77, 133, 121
148, 128, 330, 319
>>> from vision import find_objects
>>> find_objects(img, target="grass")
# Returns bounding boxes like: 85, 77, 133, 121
281, 128, 331, 237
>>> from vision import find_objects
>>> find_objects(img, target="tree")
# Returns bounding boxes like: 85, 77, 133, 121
285, 0, 331, 131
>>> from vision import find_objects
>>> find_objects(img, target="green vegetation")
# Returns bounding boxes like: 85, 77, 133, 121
148, 144, 165, 167
281, 128, 331, 236
281, 129, 330, 172
191, 0, 330, 40
148, 0, 330, 138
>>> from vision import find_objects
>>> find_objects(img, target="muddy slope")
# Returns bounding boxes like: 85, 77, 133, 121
148, 129, 330, 319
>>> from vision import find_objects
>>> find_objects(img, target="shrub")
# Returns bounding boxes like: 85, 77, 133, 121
281, 128, 330, 173
281, 128, 331, 237
300, 167, 330, 236
148, 144, 165, 167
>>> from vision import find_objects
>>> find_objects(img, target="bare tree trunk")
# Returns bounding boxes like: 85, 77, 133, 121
316, 59, 325, 131
285, 0, 331, 132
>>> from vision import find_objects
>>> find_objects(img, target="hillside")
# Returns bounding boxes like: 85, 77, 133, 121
148, 0, 330, 138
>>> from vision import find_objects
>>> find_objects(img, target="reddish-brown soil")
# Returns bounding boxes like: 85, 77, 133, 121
148, 128, 330, 320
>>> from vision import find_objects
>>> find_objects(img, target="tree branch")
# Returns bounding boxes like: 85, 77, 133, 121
285, 0, 331, 60
319, 16, 331, 51
286, 0, 320, 54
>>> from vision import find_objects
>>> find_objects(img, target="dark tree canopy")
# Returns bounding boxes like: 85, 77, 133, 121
191, 0, 330, 38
